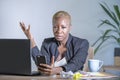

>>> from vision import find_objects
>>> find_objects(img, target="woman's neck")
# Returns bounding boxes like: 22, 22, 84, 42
59, 34, 69, 46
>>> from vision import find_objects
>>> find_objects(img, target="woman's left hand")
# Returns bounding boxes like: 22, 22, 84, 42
38, 56, 63, 75
38, 56, 55, 75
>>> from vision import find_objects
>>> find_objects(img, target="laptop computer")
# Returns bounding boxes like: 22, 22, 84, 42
0, 39, 39, 75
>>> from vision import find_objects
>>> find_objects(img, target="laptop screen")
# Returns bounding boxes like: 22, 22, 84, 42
0, 39, 32, 75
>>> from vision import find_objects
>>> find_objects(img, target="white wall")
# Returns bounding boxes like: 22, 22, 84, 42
0, 0, 120, 66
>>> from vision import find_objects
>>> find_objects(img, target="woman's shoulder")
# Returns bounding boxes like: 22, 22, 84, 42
72, 35, 88, 42
70, 35, 89, 45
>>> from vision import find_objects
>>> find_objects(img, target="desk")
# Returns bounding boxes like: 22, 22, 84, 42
0, 72, 119, 80
103, 66, 120, 76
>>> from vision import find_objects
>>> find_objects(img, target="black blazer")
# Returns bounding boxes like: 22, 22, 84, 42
32, 34, 89, 72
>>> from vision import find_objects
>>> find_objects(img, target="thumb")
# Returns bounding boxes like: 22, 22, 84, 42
51, 56, 54, 67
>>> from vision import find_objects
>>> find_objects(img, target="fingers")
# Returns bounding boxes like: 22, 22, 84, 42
39, 69, 51, 75
38, 66, 52, 72
19, 22, 31, 35
37, 57, 55, 75
51, 56, 55, 67
19, 22, 34, 40
19, 22, 31, 32
39, 64, 52, 69
38, 64, 52, 75
19, 22, 26, 31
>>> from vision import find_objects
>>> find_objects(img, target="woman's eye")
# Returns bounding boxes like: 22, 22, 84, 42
62, 26, 66, 29
53, 26, 58, 29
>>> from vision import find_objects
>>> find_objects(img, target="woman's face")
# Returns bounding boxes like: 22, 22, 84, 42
53, 17, 71, 43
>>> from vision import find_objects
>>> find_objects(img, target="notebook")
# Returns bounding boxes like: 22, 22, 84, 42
0, 39, 39, 75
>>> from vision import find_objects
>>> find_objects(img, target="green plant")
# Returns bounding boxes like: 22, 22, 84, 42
92, 3, 120, 54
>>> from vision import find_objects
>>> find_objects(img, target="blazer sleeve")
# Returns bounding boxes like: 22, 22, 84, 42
32, 46, 41, 64
31, 39, 51, 65
62, 39, 89, 72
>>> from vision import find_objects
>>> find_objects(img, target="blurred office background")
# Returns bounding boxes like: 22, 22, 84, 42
0, 0, 120, 68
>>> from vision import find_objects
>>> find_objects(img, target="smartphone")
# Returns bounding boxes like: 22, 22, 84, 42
36, 55, 47, 66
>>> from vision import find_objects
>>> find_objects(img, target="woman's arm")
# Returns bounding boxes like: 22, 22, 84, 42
19, 22, 36, 48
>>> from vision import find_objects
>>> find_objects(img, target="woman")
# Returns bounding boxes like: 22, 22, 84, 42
20, 11, 89, 75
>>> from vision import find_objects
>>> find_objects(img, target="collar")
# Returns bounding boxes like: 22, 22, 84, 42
66, 34, 72, 47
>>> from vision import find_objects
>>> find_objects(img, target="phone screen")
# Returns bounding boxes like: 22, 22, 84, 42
36, 55, 46, 66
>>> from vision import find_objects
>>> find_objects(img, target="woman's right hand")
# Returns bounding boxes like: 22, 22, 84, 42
19, 22, 36, 48
19, 22, 33, 39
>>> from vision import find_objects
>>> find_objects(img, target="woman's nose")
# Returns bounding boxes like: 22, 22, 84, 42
57, 27, 62, 33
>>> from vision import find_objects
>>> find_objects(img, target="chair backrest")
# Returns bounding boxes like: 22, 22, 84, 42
83, 47, 94, 72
